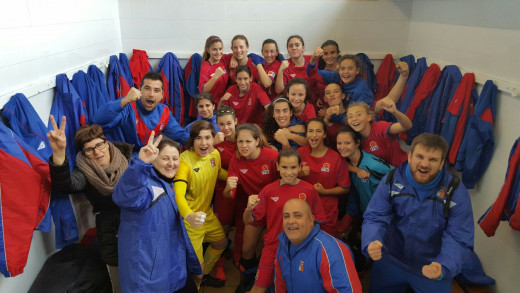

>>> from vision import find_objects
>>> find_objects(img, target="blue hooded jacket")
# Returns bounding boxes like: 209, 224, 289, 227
72, 70, 108, 123
157, 52, 187, 124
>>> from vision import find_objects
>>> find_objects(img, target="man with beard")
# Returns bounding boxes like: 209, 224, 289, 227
94, 72, 188, 152
362, 133, 474, 293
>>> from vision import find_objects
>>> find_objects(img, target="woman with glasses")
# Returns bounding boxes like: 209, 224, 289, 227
47, 115, 133, 293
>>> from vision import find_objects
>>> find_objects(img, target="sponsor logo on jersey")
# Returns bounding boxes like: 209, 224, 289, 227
270, 197, 279, 202
217, 147, 224, 152
290, 74, 296, 78
320, 162, 330, 172
369, 141, 379, 151
210, 158, 216, 167
194, 168, 200, 172
37, 141, 46, 151
261, 164, 270, 175
233, 101, 239, 106
240, 169, 248, 174
298, 193, 306, 200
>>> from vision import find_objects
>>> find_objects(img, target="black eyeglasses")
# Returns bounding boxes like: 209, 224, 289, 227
83, 140, 107, 156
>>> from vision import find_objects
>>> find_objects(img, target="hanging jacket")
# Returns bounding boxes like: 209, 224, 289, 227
184, 53, 202, 122
113, 158, 202, 292
456, 80, 497, 188
129, 49, 152, 88
119, 53, 134, 88
440, 73, 476, 165
107, 55, 133, 100
0, 123, 51, 277
399, 55, 416, 77
424, 65, 462, 134
398, 57, 427, 114
157, 52, 187, 125
72, 70, 108, 123
49, 73, 88, 248
374, 54, 396, 107
479, 137, 520, 236
400, 63, 442, 144
87, 64, 110, 102
357, 53, 377, 93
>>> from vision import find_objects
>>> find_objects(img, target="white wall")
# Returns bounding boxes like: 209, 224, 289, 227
118, 0, 412, 57
0, 1, 122, 292
408, 1, 520, 292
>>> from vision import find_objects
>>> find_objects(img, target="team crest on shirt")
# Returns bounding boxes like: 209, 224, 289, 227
270, 197, 279, 202
248, 97, 252, 106
233, 101, 239, 106
298, 260, 304, 272
437, 186, 447, 199
217, 147, 224, 152
321, 162, 330, 172
159, 123, 165, 131
261, 164, 270, 175
240, 169, 248, 174
369, 141, 379, 151
298, 193, 306, 200
210, 158, 216, 167
290, 74, 296, 78
267, 71, 276, 78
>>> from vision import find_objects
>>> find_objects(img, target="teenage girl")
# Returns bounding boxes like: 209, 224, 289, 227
317, 40, 341, 71
336, 126, 393, 212
173, 120, 228, 286
223, 123, 279, 273
199, 35, 231, 104
185, 92, 220, 133
346, 101, 411, 168
262, 97, 307, 150
297, 118, 350, 237
219, 65, 271, 125
319, 82, 346, 150
286, 78, 317, 123
274, 35, 312, 95
228, 35, 272, 89
260, 39, 282, 100
242, 149, 327, 293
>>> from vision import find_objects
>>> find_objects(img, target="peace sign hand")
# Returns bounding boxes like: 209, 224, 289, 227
47, 115, 67, 165
138, 131, 163, 164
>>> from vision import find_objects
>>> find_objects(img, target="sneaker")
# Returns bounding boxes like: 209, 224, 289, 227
202, 274, 225, 288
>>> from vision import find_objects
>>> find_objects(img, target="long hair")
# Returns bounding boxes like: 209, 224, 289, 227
202, 35, 223, 61
318, 40, 340, 70
262, 97, 293, 141
262, 39, 282, 62
235, 123, 269, 158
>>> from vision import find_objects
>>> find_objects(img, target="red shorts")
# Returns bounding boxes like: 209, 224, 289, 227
254, 243, 277, 288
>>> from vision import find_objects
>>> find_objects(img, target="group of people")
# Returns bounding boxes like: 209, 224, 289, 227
45, 33, 475, 293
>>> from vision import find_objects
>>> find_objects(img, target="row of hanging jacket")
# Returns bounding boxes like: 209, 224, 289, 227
373, 54, 497, 190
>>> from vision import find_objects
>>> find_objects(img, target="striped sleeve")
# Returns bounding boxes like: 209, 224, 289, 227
319, 238, 362, 293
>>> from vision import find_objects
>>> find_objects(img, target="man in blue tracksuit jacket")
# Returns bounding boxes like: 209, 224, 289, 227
94, 72, 189, 152
274, 199, 362, 293
362, 133, 474, 293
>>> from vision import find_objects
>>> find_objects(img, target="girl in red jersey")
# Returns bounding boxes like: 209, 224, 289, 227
297, 118, 350, 237
199, 35, 231, 104
262, 97, 307, 150
260, 39, 282, 101
242, 149, 326, 293
274, 35, 312, 95
319, 82, 346, 150
222, 124, 279, 274
346, 101, 412, 168
286, 78, 316, 123
219, 65, 271, 125
228, 35, 272, 89
317, 40, 341, 71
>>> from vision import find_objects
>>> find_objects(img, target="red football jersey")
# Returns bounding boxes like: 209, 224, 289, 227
252, 179, 327, 246
198, 54, 232, 104
282, 55, 312, 85
215, 140, 236, 169
264, 60, 281, 101
228, 57, 260, 84
293, 102, 317, 124
224, 82, 271, 125
362, 121, 407, 166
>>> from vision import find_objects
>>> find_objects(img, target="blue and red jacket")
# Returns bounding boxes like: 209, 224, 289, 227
479, 137, 520, 236
456, 80, 497, 188
87, 64, 110, 102
275, 224, 362, 293
400, 63, 442, 144
440, 73, 476, 165
357, 53, 377, 93
374, 54, 396, 108
424, 65, 462, 135
398, 57, 427, 115
184, 53, 202, 122
157, 52, 188, 125
129, 49, 152, 89
119, 53, 134, 88
107, 55, 133, 100
1, 93, 52, 233
399, 54, 416, 77
94, 98, 189, 152
0, 123, 51, 277
72, 70, 108, 123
